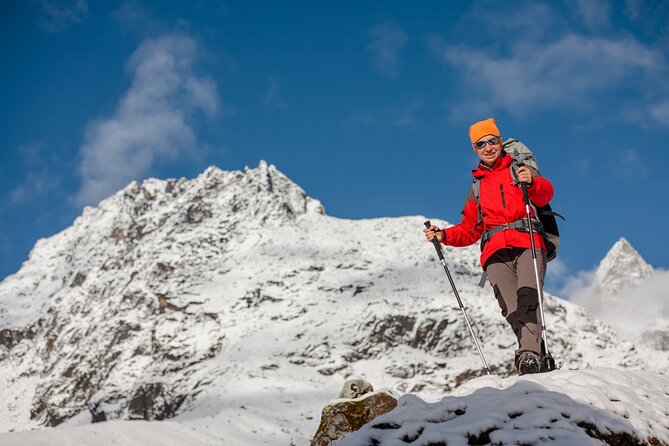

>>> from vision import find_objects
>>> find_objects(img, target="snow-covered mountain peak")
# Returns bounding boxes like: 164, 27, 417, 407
592, 237, 654, 296
86, 160, 324, 223
1, 164, 668, 444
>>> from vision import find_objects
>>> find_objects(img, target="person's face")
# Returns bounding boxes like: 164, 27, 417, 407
473, 135, 502, 166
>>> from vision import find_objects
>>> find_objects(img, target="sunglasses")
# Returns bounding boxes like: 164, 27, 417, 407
474, 136, 500, 149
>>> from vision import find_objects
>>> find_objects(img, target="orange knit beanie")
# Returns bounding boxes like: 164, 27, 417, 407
469, 118, 500, 143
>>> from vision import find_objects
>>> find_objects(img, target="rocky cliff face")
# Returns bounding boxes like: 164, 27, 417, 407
0, 162, 666, 444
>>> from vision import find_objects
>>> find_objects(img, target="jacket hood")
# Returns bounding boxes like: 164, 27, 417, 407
472, 152, 512, 179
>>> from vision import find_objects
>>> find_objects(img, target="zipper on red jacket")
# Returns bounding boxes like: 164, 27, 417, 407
500, 184, 506, 208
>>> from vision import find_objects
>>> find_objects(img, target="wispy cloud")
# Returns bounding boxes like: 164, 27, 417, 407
569, 0, 611, 30
10, 171, 61, 204
8, 141, 62, 204
610, 149, 649, 180
264, 76, 288, 112
35, 0, 88, 32
458, 1, 564, 42
545, 257, 569, 293
366, 22, 408, 78
625, 0, 643, 20
75, 33, 219, 206
344, 99, 423, 132
0, 233, 12, 256
623, 0, 669, 25
433, 33, 664, 119
650, 100, 669, 126
567, 268, 669, 339
111, 1, 170, 37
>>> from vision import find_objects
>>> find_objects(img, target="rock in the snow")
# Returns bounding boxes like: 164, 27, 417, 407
127, 383, 186, 421
338, 376, 373, 399
310, 389, 397, 446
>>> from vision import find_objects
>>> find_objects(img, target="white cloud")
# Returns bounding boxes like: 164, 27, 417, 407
569, 0, 611, 30
264, 76, 288, 111
75, 34, 219, 206
625, 0, 643, 20
7, 141, 61, 204
9, 171, 61, 204
390, 99, 423, 127
366, 22, 408, 78
573, 158, 591, 176
36, 0, 88, 32
567, 269, 669, 339
545, 257, 569, 293
344, 99, 423, 132
459, 1, 563, 42
650, 100, 669, 125
610, 149, 649, 179
434, 33, 663, 117
111, 2, 170, 38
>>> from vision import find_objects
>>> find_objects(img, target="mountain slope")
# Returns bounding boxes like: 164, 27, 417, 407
0, 162, 667, 444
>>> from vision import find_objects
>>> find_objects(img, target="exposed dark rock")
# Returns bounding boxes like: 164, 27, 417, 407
576, 421, 661, 446
317, 365, 349, 376
186, 203, 212, 224
410, 318, 450, 351
467, 427, 497, 445
127, 383, 186, 421
111, 227, 124, 241
238, 288, 283, 308
70, 273, 87, 287
88, 402, 107, 423
30, 398, 69, 427
367, 315, 416, 348
385, 362, 434, 379
0, 327, 36, 349
156, 262, 174, 277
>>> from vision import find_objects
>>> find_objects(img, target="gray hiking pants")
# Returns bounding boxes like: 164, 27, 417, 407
485, 247, 546, 364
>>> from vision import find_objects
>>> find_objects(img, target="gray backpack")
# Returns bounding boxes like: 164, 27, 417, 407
471, 138, 564, 262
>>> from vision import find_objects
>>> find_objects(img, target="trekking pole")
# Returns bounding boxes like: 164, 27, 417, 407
424, 221, 491, 375
519, 183, 557, 372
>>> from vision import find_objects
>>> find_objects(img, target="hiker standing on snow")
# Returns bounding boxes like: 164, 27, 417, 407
423, 118, 554, 375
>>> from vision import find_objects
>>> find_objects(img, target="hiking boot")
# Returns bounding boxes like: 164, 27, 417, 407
517, 351, 541, 375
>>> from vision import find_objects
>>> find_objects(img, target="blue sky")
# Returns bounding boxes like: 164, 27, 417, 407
1, 0, 668, 293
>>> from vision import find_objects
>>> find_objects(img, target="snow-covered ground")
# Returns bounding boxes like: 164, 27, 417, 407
1, 368, 667, 445
0, 162, 667, 445
339, 368, 669, 445
0, 420, 220, 446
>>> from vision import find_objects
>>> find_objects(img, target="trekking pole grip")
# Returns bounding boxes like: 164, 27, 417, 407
424, 221, 445, 260
521, 182, 530, 204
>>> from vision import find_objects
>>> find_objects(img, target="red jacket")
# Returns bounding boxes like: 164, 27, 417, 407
443, 153, 554, 268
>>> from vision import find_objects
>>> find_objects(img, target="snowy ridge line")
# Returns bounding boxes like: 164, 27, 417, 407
0, 162, 667, 445
337, 368, 669, 446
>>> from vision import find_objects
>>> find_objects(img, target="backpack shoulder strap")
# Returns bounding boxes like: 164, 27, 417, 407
470, 178, 482, 234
